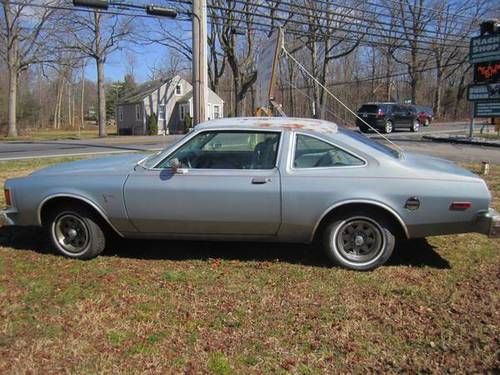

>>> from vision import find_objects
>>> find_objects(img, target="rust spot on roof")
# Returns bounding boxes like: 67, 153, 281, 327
281, 124, 306, 130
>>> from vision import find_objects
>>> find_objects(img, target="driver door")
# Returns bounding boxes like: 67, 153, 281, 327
123, 130, 282, 236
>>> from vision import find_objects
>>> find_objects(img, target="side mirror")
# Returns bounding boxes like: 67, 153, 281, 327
169, 158, 187, 174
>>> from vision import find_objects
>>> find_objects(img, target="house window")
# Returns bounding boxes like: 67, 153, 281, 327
135, 104, 141, 121
175, 84, 182, 96
213, 105, 220, 119
118, 107, 123, 122
179, 104, 185, 121
158, 104, 165, 121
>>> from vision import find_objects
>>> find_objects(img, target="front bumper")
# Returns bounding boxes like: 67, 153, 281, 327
476, 209, 500, 238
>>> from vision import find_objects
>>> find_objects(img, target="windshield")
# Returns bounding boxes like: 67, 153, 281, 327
339, 128, 401, 158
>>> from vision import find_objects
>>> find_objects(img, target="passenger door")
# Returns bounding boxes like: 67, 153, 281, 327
123, 130, 282, 235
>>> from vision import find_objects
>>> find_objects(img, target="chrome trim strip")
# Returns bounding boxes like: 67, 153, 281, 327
37, 193, 125, 237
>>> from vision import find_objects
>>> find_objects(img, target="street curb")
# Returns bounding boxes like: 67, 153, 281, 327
422, 135, 500, 148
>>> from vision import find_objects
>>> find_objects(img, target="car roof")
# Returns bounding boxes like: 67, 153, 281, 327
195, 117, 338, 134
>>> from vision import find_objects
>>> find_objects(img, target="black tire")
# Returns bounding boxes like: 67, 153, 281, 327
322, 210, 396, 271
359, 126, 369, 133
46, 203, 106, 260
410, 120, 420, 132
384, 120, 393, 134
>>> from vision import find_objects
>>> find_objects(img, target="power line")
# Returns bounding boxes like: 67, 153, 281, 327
221, 0, 471, 43
179, 0, 470, 49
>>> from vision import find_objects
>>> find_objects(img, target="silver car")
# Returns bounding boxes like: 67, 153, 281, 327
2, 117, 499, 270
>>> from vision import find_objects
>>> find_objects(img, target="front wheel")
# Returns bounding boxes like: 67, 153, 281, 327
47, 204, 106, 259
322, 211, 396, 270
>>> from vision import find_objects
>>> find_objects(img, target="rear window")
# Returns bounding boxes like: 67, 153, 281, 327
340, 129, 400, 159
358, 105, 379, 113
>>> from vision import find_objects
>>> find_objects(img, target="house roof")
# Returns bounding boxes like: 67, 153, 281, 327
119, 79, 165, 104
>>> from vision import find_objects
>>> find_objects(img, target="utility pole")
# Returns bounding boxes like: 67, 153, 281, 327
192, 0, 208, 125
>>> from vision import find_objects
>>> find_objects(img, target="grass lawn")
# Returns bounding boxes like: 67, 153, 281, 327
0, 158, 499, 373
0, 126, 118, 142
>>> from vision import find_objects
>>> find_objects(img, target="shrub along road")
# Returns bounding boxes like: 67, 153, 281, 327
0, 158, 498, 373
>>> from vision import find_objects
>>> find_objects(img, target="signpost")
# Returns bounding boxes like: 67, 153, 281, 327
467, 20, 500, 132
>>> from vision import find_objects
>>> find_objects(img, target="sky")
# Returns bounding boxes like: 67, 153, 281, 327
79, 2, 192, 84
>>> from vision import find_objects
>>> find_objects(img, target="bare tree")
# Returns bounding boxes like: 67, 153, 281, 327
430, 0, 486, 118
390, 0, 433, 103
65, 11, 133, 136
210, 0, 258, 116
1, 0, 61, 136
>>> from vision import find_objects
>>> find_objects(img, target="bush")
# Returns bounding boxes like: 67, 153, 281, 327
183, 115, 192, 133
147, 112, 158, 135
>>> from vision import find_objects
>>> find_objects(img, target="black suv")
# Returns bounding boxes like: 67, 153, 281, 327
356, 103, 420, 133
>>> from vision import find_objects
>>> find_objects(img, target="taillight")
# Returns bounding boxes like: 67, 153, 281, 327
4, 189, 11, 207
377, 109, 385, 117
450, 201, 471, 210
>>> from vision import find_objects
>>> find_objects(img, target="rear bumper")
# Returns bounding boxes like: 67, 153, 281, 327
0, 208, 18, 226
476, 209, 500, 238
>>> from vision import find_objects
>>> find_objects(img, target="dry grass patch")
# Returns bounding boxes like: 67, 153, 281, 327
0, 158, 498, 373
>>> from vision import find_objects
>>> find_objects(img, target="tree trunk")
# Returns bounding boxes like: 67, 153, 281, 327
96, 57, 107, 137
81, 63, 85, 129
433, 69, 442, 119
233, 75, 240, 117
7, 68, 18, 137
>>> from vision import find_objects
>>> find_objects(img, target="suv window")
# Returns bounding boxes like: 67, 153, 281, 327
358, 105, 379, 113
293, 134, 365, 168
158, 131, 280, 170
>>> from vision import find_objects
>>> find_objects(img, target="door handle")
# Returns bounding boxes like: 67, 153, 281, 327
251, 177, 271, 184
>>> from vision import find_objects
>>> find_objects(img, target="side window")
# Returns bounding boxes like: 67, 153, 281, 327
158, 131, 280, 170
293, 134, 365, 168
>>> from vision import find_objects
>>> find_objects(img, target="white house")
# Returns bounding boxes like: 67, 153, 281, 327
116, 75, 224, 135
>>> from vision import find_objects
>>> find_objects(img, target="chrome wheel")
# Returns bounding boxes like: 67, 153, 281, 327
53, 213, 90, 254
335, 218, 384, 263
384, 121, 393, 133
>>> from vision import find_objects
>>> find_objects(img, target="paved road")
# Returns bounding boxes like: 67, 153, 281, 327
0, 121, 498, 164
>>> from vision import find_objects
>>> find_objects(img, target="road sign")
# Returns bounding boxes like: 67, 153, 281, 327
474, 101, 500, 117
468, 83, 500, 101
469, 34, 500, 63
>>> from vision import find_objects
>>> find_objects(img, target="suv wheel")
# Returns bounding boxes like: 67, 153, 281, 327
410, 120, 420, 132
384, 121, 393, 134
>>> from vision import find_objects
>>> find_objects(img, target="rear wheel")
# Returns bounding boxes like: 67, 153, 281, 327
410, 120, 420, 132
322, 210, 396, 270
359, 126, 369, 133
46, 203, 106, 259
384, 120, 393, 134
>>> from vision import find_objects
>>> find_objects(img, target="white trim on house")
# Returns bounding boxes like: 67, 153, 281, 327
135, 104, 141, 121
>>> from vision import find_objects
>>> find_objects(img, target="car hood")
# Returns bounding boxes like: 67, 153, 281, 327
31, 153, 148, 176
402, 152, 478, 179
